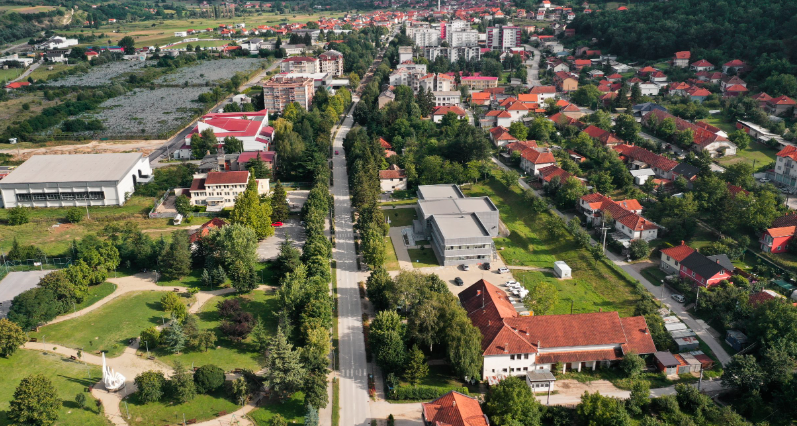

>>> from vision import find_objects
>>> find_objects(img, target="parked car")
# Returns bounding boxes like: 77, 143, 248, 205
461, 264, 470, 271
271, 222, 283, 227
497, 267, 510, 274
335, 150, 339, 155
454, 277, 464, 286
759, 178, 770, 183
483, 262, 491, 270
671, 294, 685, 303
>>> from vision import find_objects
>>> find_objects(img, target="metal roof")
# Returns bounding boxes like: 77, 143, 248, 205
0, 153, 143, 185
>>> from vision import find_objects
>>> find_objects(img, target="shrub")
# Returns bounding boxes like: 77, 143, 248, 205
7, 206, 29, 226
194, 364, 225, 393
65, 208, 84, 223
134, 371, 167, 403
140, 326, 161, 348
629, 239, 650, 260
388, 385, 468, 401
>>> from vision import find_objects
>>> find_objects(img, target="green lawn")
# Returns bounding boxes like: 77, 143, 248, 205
28, 63, 70, 81
156, 290, 277, 371
248, 392, 305, 426
158, 262, 276, 290
384, 208, 417, 227
73, 282, 118, 311
0, 350, 105, 426
465, 180, 641, 317
640, 266, 668, 287
407, 248, 439, 268
717, 141, 779, 169
699, 115, 736, 134
398, 364, 463, 388
32, 291, 171, 357
0, 67, 24, 83
125, 388, 238, 426
385, 236, 400, 271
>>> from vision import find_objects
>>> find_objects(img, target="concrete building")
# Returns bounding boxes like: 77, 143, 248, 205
660, 241, 695, 275
318, 50, 344, 76
279, 56, 319, 73
262, 76, 314, 112
379, 165, 407, 193
432, 91, 461, 107
413, 28, 441, 47
389, 67, 425, 92
187, 171, 269, 211
460, 76, 498, 90
419, 73, 454, 92
487, 25, 521, 51
0, 153, 152, 208
398, 46, 414, 63
447, 29, 479, 47
424, 46, 481, 62
176, 110, 273, 159
36, 35, 78, 50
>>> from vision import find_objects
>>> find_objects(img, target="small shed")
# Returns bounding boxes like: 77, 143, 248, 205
662, 315, 682, 324
674, 336, 700, 352
654, 351, 680, 375
670, 329, 696, 339
679, 353, 703, 373
674, 354, 692, 374
665, 322, 688, 332
692, 353, 714, 370
553, 261, 571, 278
526, 370, 556, 392
725, 330, 748, 351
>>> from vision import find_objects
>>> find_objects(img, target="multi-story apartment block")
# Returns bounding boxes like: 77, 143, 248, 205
447, 30, 479, 47
318, 50, 344, 76
772, 145, 797, 188
413, 28, 441, 47
279, 56, 319, 73
424, 46, 481, 62
419, 73, 454, 92
486, 25, 521, 51
460, 76, 498, 90
262, 76, 315, 112
388, 67, 425, 92
398, 46, 414, 63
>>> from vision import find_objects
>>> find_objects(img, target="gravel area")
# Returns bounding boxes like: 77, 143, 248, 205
153, 58, 265, 86
45, 60, 151, 87
74, 87, 210, 137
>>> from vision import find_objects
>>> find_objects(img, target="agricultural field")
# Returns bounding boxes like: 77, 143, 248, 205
0, 67, 24, 83
76, 86, 210, 138
0, 4, 58, 13
45, 60, 151, 87
28, 63, 70, 81
153, 58, 265, 86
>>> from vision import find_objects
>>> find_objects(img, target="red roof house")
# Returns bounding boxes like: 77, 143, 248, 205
422, 391, 488, 426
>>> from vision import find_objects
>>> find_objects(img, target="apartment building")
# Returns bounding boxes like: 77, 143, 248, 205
486, 25, 521, 51
279, 56, 319, 73
460, 76, 498, 90
389, 67, 424, 92
424, 46, 481, 62
419, 73, 454, 92
398, 46, 414, 63
772, 145, 797, 188
413, 28, 441, 47
318, 50, 344, 76
447, 29, 479, 47
187, 171, 270, 211
262, 76, 315, 112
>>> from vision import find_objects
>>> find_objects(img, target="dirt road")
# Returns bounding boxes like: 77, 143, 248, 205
0, 139, 166, 161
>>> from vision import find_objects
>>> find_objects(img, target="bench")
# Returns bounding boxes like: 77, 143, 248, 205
70, 355, 77, 360
173, 288, 180, 293
29, 338, 37, 342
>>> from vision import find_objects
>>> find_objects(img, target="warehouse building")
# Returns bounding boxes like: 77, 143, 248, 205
0, 153, 152, 208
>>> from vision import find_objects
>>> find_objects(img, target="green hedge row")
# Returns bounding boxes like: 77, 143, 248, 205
388, 385, 469, 401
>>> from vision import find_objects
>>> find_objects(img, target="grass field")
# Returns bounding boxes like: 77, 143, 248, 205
32, 291, 171, 357
384, 208, 417, 227
156, 290, 277, 371
125, 388, 238, 426
0, 91, 64, 125
407, 248, 439, 268
385, 236, 400, 271
0, 68, 23, 82
0, 5, 58, 13
166, 40, 230, 49
74, 282, 118, 311
28, 63, 70, 81
640, 266, 668, 287
717, 141, 779, 168
465, 179, 641, 317
700, 115, 736, 134
248, 392, 305, 426
0, 349, 105, 426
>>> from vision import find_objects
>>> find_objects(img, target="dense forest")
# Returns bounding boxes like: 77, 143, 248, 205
569, 0, 797, 83
0, 9, 65, 45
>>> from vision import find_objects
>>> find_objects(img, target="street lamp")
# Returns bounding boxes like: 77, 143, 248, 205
143, 340, 149, 357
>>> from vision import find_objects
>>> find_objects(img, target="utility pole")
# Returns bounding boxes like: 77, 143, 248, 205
695, 286, 700, 310
600, 222, 610, 255
698, 366, 704, 391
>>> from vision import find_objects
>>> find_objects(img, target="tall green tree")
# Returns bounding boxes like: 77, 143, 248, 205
162, 321, 186, 354
9, 374, 61, 426
509, 121, 529, 141
403, 345, 429, 386
230, 173, 273, 240
270, 181, 290, 223
206, 224, 259, 292
159, 231, 191, 281
263, 327, 306, 400
168, 362, 197, 403
577, 392, 631, 426
483, 376, 543, 426
222, 136, 244, 153
0, 318, 27, 357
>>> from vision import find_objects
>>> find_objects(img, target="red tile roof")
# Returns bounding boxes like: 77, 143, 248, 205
422, 392, 488, 426
660, 241, 695, 262
538, 165, 581, 184
691, 59, 713, 67
205, 171, 249, 185
765, 226, 796, 238
433, 105, 467, 116
674, 51, 691, 60
521, 148, 556, 165
189, 218, 228, 243
4, 81, 30, 89
773, 212, 797, 228
189, 177, 206, 191
379, 166, 406, 179
379, 137, 393, 149
281, 56, 317, 62
506, 140, 538, 152
643, 110, 728, 149
777, 145, 797, 161
237, 151, 276, 164
530, 85, 557, 94
768, 95, 796, 106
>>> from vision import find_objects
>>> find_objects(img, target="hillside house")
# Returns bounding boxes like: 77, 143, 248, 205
660, 241, 696, 275
679, 251, 733, 287
578, 193, 658, 241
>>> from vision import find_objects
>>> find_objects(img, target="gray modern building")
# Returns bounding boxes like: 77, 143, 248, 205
413, 184, 499, 266
0, 153, 153, 208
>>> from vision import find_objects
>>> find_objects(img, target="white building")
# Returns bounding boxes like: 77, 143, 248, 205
389, 67, 424, 92
398, 46, 413, 63
447, 30, 479, 47
413, 28, 441, 47
188, 171, 269, 211
174, 31, 188, 37
0, 53, 34, 67
318, 50, 344, 76
379, 165, 407, 193
486, 25, 521, 51
279, 56, 319, 73
432, 91, 462, 107
36, 36, 78, 50
176, 110, 273, 159
0, 153, 152, 208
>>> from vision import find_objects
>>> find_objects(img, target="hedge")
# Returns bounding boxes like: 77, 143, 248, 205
387, 385, 469, 401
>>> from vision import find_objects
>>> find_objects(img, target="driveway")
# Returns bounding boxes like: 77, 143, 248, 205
0, 270, 50, 318
522, 44, 541, 87
256, 217, 306, 260
287, 190, 309, 213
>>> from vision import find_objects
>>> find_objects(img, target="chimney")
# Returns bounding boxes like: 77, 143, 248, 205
644, 327, 649, 335
681, 240, 685, 246
452, 401, 456, 407
537, 340, 541, 349
504, 343, 509, 353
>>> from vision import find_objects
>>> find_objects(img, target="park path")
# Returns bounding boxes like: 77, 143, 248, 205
26, 273, 272, 426
387, 227, 413, 270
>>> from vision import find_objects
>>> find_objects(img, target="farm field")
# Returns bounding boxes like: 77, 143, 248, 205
0, 349, 106, 426
0, 92, 62, 124
0, 4, 58, 13
30, 291, 173, 357
464, 179, 641, 317
45, 60, 151, 87
152, 58, 266, 86
156, 290, 278, 371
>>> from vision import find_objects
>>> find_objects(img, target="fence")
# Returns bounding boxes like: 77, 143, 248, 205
0, 257, 73, 279
148, 188, 175, 218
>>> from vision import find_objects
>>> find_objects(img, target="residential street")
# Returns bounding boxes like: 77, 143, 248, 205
523, 44, 541, 87
491, 157, 732, 366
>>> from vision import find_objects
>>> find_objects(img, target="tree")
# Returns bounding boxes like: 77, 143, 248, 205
509, 121, 528, 141
140, 326, 160, 348
270, 181, 290, 223
571, 85, 602, 107
230, 173, 273, 240
66, 208, 84, 223
270, 415, 288, 426
168, 362, 197, 403
194, 364, 225, 393
0, 318, 27, 357
191, 330, 217, 352
303, 373, 329, 410
590, 171, 614, 194
159, 231, 191, 281
723, 354, 765, 393
9, 374, 61, 426
626, 381, 649, 416
522, 281, 558, 315
174, 195, 191, 217
7, 288, 59, 330
118, 36, 135, 55
246, 156, 271, 179
39, 269, 86, 309
613, 114, 640, 142
483, 376, 543, 426
8, 206, 29, 225
577, 391, 631, 426
75, 392, 87, 409
630, 83, 643, 105
349, 72, 360, 89
675, 129, 694, 147
223, 136, 244, 153
403, 345, 429, 386
620, 352, 645, 378
135, 371, 166, 403
205, 224, 259, 292
162, 321, 187, 354
160, 292, 185, 317
263, 327, 306, 400
727, 129, 751, 150
628, 239, 650, 260
304, 405, 319, 426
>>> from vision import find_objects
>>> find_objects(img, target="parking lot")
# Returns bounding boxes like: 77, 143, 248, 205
257, 217, 306, 261
0, 270, 51, 318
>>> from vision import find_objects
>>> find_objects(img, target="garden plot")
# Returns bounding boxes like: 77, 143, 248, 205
74, 87, 209, 138
153, 58, 265, 86
46, 60, 151, 87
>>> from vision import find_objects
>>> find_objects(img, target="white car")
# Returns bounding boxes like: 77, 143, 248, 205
505, 280, 518, 286
759, 178, 770, 183
671, 294, 686, 303
497, 267, 510, 274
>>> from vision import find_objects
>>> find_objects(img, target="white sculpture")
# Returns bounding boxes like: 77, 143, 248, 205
102, 352, 126, 391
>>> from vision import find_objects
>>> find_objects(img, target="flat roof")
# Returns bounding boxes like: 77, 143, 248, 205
0, 153, 143, 184
417, 184, 463, 200
431, 213, 490, 239
526, 371, 556, 382
419, 197, 496, 217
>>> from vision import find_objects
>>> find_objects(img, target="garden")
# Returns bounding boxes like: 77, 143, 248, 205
152, 58, 265, 86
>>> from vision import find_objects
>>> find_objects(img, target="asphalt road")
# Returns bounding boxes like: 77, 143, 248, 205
523, 44, 541, 87
0, 270, 51, 318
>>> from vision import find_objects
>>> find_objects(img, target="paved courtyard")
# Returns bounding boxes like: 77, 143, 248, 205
256, 216, 306, 260
0, 270, 51, 318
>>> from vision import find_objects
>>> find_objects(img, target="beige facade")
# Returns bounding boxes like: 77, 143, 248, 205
262, 76, 315, 112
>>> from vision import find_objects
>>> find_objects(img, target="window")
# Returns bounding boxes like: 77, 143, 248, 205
524, 354, 529, 359
502, 368, 507, 372
491, 369, 495, 373
16, 194, 32, 202
523, 367, 528, 371
510, 355, 515, 360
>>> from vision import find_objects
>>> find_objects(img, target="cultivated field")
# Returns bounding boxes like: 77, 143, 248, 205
76, 86, 210, 137
45, 60, 151, 87
153, 57, 265, 86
